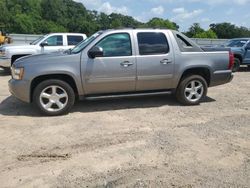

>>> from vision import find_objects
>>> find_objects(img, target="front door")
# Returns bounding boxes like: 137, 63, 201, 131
83, 32, 136, 95
135, 31, 174, 91
41, 35, 65, 53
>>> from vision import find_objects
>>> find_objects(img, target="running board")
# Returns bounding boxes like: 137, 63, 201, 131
85, 91, 172, 100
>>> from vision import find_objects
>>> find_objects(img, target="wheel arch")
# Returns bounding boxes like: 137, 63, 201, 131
234, 54, 243, 63
179, 67, 211, 87
30, 74, 79, 102
11, 54, 31, 65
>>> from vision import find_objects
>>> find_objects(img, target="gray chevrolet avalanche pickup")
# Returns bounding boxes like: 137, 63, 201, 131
9, 29, 234, 116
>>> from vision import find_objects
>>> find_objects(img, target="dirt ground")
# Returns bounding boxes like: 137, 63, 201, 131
0, 68, 249, 188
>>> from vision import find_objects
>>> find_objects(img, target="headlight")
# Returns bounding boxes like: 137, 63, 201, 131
11, 67, 24, 80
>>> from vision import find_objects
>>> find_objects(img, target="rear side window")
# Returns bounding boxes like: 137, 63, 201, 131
177, 34, 192, 48
172, 31, 203, 52
67, 35, 84, 45
137, 32, 169, 55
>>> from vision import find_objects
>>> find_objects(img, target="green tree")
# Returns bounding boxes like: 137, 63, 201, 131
146, 18, 179, 30
13, 14, 35, 33
185, 23, 217, 39
185, 23, 204, 38
1, 0, 249, 38
193, 29, 217, 39
209, 22, 250, 39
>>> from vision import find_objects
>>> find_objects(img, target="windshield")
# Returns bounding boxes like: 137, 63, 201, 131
71, 31, 103, 54
225, 39, 248, 47
30, 35, 48, 45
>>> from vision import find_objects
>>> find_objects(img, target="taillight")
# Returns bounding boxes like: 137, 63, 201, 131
228, 51, 234, 70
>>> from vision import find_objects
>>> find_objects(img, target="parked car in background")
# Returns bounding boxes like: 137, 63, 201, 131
0, 33, 87, 71
220, 38, 250, 71
9, 29, 234, 116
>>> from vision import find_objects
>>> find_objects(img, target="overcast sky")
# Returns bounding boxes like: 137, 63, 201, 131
75, 0, 250, 31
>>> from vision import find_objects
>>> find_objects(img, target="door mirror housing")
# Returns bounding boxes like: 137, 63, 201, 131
40, 41, 48, 47
88, 46, 104, 59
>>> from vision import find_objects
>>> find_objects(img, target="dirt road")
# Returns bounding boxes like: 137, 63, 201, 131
0, 68, 249, 187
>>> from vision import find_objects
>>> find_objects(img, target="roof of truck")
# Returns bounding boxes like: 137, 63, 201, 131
48, 33, 86, 35
104, 28, 174, 31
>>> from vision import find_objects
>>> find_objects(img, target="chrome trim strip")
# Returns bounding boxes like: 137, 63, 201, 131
85, 91, 172, 100
86, 77, 135, 83
138, 74, 172, 81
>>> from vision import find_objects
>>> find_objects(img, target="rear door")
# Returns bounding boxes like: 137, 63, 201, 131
135, 31, 175, 91
83, 32, 136, 94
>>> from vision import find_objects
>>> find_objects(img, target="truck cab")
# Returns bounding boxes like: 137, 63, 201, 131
0, 33, 87, 70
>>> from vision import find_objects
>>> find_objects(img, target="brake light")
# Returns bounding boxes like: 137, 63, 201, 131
229, 51, 234, 70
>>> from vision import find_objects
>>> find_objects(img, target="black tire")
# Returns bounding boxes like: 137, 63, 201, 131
232, 58, 240, 72
1, 67, 10, 74
33, 79, 75, 116
175, 75, 208, 105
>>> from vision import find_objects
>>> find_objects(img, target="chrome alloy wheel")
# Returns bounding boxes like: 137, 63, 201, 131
184, 80, 204, 102
39, 85, 68, 112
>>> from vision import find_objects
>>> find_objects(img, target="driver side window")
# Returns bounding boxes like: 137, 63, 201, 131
44, 35, 63, 46
95, 33, 132, 57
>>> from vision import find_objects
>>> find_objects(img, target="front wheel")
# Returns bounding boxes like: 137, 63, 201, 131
176, 75, 208, 105
33, 79, 75, 116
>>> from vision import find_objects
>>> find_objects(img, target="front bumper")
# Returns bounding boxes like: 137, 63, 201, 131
210, 70, 234, 87
8, 79, 30, 103
0, 57, 11, 68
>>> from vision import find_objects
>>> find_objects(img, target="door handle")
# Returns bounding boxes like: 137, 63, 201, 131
160, 59, 172, 65
120, 61, 133, 67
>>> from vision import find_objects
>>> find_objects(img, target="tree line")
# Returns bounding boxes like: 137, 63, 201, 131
0, 0, 250, 39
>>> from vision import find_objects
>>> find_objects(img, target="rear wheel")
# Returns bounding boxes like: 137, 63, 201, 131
33, 79, 75, 116
232, 58, 240, 72
176, 75, 207, 105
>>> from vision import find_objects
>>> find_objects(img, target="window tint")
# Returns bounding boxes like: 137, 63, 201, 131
96, 33, 132, 57
44, 35, 63, 46
137, 32, 169, 55
67, 35, 84, 45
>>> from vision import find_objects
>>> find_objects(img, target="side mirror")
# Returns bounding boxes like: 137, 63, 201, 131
88, 46, 103, 59
40, 41, 48, 47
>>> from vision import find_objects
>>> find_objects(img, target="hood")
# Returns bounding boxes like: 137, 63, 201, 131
3, 44, 37, 50
14, 51, 78, 67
